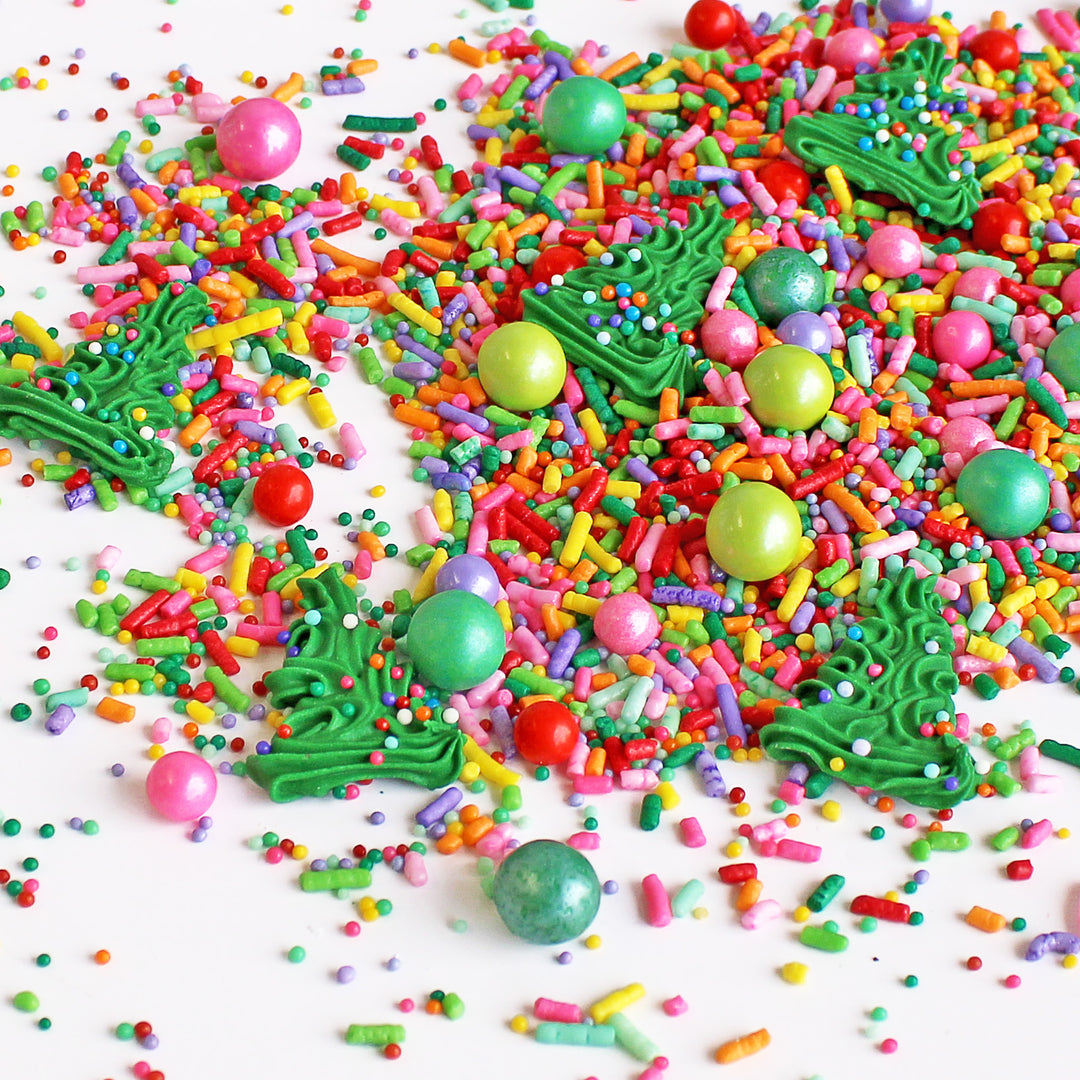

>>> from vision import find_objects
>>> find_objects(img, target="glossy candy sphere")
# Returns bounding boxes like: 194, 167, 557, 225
514, 700, 580, 766
775, 311, 833, 355
865, 225, 923, 279
683, 0, 737, 49
530, 244, 587, 285
969, 29, 1021, 70
931, 309, 992, 370
216, 98, 301, 181
435, 554, 502, 604
477, 321, 566, 412
956, 449, 1050, 540
407, 589, 506, 692
146, 752, 217, 822
252, 463, 313, 527
878, 0, 932, 20
593, 592, 660, 655
1060, 270, 1080, 313
823, 27, 881, 77
743, 344, 834, 431
492, 839, 601, 944
541, 76, 627, 157
939, 416, 996, 465
1044, 322, 1080, 392
757, 159, 810, 205
741, 247, 825, 326
971, 200, 1027, 253
700, 308, 759, 368
952, 267, 1002, 303
706, 482, 803, 581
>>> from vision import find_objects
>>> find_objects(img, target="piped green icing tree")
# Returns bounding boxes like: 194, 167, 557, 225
246, 568, 466, 802
784, 38, 980, 228
759, 567, 978, 810
0, 285, 209, 488
522, 201, 734, 405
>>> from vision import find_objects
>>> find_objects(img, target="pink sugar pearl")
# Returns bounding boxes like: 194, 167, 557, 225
145, 751, 218, 822
216, 97, 302, 181
952, 267, 1002, 304
865, 224, 923, 279
932, 309, 992, 369
700, 308, 759, 369
1060, 269, 1080, 312
593, 593, 660, 656
823, 27, 881, 75
939, 416, 996, 464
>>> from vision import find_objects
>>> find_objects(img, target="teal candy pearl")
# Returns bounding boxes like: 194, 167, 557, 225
541, 76, 627, 157
406, 589, 506, 692
741, 246, 826, 326
956, 448, 1050, 540
492, 840, 601, 944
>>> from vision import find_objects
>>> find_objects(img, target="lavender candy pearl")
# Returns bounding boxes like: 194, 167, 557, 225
776, 311, 834, 355
878, 0, 933, 20
434, 553, 501, 604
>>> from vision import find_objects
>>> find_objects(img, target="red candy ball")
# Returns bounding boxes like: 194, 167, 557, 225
513, 699, 580, 766
970, 200, 1027, 253
251, 463, 314, 527
683, 0, 736, 50
757, 159, 811, 205
969, 29, 1020, 71
531, 244, 588, 285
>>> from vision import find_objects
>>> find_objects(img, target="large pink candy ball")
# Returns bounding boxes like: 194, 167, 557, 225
823, 27, 881, 76
939, 416, 996, 464
146, 751, 218, 822
700, 309, 759, 369
932, 309, 992, 369
593, 593, 660, 656
1060, 269, 1080, 312
216, 98, 302, 181
864, 224, 922, 279
952, 267, 1001, 304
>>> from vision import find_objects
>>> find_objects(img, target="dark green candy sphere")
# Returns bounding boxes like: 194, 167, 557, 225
956, 448, 1050, 540
741, 247, 826, 326
492, 839, 601, 944
1044, 321, 1080, 392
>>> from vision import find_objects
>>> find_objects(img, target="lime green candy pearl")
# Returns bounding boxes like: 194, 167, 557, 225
540, 76, 627, 157
743, 344, 835, 432
706, 481, 804, 581
477, 322, 567, 412
1044, 321, 1080, 392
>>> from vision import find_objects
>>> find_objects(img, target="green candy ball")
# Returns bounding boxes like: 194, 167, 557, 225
406, 589, 506, 692
706, 481, 803, 581
477, 322, 567, 412
743, 344, 835, 431
492, 839, 601, 944
1044, 321, 1080, 392
741, 246, 825, 326
541, 76, 627, 157
955, 448, 1050, 540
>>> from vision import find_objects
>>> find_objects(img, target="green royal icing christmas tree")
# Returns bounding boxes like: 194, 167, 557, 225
0, 285, 210, 489
784, 38, 981, 229
245, 568, 466, 802
759, 567, 978, 810
522, 200, 735, 405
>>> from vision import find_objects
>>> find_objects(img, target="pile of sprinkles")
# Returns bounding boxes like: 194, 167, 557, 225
7, 0, 1080, 1073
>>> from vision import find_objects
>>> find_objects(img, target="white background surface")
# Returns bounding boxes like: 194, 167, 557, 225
1, 2, 1079, 1079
